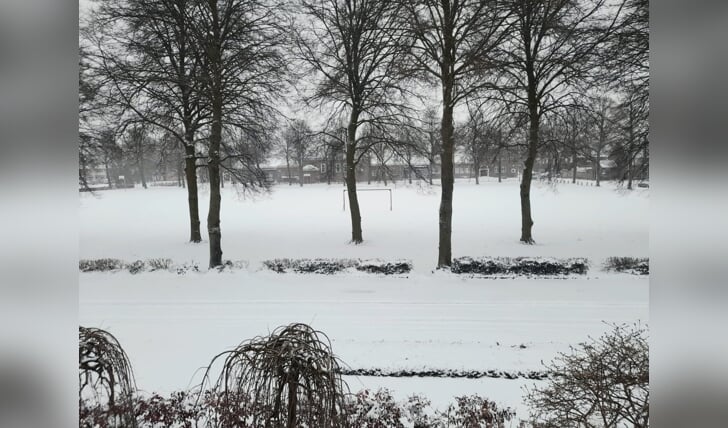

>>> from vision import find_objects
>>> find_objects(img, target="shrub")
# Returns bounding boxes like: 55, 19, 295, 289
345, 389, 405, 428
263, 258, 411, 275
451, 257, 589, 277
79, 326, 137, 427
201, 323, 350, 428
604, 257, 649, 275
176, 262, 200, 275
356, 260, 412, 275
126, 260, 146, 274
524, 323, 649, 428
438, 395, 516, 428
146, 258, 174, 272
79, 258, 126, 272
293, 258, 356, 274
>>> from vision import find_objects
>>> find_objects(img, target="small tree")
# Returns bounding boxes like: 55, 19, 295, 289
525, 323, 649, 428
202, 323, 350, 428
79, 326, 137, 428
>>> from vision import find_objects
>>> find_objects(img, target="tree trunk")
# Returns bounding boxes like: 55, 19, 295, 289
184, 142, 202, 242
474, 159, 480, 185
207, 79, 223, 267
104, 161, 113, 188
627, 106, 635, 190
138, 144, 147, 189
286, 158, 292, 186
286, 365, 299, 428
572, 148, 577, 184
346, 111, 363, 243
520, 95, 538, 244
299, 160, 304, 187
438, 85, 455, 267
498, 156, 502, 183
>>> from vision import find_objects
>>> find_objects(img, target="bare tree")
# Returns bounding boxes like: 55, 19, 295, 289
84, 0, 210, 242
585, 94, 618, 187
494, 0, 624, 244
281, 119, 315, 186
418, 106, 441, 185
295, 0, 414, 243
525, 323, 649, 428
612, 85, 648, 189
96, 128, 124, 188
202, 323, 350, 428
462, 100, 504, 185
400, 0, 511, 267
188, 0, 289, 267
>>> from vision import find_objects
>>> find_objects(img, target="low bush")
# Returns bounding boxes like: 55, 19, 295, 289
175, 262, 200, 275
81, 389, 516, 428
263, 258, 412, 275
604, 257, 649, 275
346, 389, 405, 428
79, 258, 126, 272
146, 258, 174, 272
356, 260, 412, 275
452, 257, 589, 277
126, 260, 146, 275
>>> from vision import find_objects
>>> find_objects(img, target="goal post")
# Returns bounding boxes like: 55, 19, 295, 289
343, 188, 392, 211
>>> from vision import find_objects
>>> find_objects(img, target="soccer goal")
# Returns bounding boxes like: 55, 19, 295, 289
343, 188, 392, 211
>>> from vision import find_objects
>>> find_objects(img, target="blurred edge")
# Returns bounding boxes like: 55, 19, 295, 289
0, 0, 727, 427
651, 1, 728, 427
0, 1, 79, 428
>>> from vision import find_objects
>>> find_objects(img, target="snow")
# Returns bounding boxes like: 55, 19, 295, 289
79, 179, 649, 417
80, 179, 648, 273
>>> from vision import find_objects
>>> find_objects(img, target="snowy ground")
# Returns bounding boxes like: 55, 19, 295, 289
80, 178, 648, 272
79, 179, 649, 418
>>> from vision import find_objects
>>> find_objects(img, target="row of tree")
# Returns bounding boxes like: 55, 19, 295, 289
80, 0, 648, 268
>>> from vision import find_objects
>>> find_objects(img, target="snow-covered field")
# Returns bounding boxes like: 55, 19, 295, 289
79, 179, 649, 418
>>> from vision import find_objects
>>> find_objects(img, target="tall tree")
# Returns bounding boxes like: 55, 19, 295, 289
282, 119, 314, 187
85, 0, 209, 242
601, 0, 648, 188
401, 0, 511, 267
585, 94, 617, 186
296, 0, 413, 243
461, 100, 504, 185
189, 0, 288, 267
495, 0, 623, 243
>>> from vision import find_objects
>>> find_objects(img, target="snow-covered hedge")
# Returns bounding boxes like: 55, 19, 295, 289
604, 257, 649, 275
263, 258, 413, 275
341, 367, 548, 380
81, 388, 516, 428
78, 258, 247, 274
79, 258, 127, 272
451, 256, 589, 277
